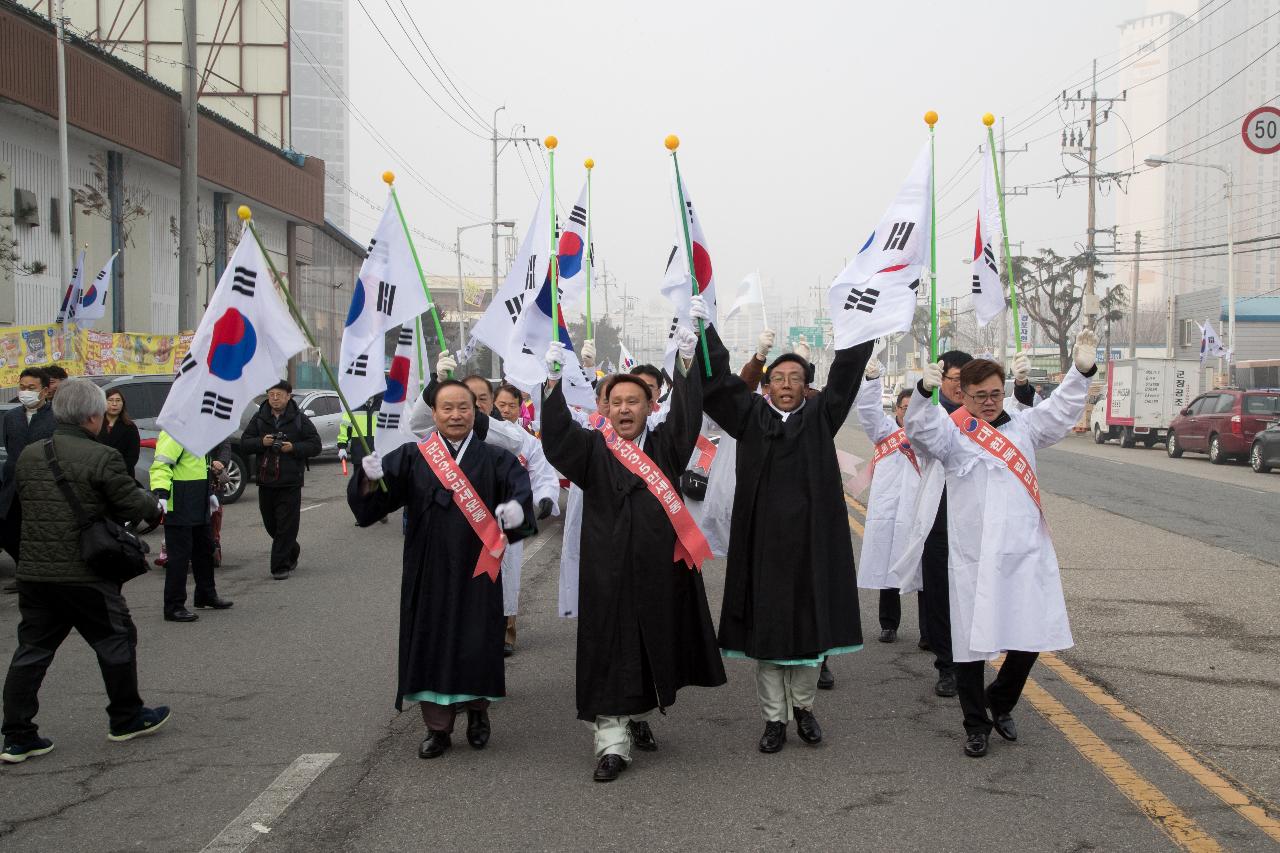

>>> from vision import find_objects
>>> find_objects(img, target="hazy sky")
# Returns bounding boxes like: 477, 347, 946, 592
346, 0, 1148, 335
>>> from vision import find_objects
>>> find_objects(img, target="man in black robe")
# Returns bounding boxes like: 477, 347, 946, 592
703, 325, 874, 753
348, 380, 534, 760
541, 315, 726, 783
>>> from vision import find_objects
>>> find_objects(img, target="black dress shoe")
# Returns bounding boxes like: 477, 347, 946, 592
758, 721, 787, 754
879, 628, 898, 643
593, 754, 627, 782
918, 636, 931, 651
793, 708, 823, 745
465, 710, 490, 749
934, 669, 958, 698
194, 596, 234, 610
964, 731, 989, 758
419, 730, 451, 759
992, 711, 1017, 742
502, 643, 514, 658
628, 720, 657, 752
164, 609, 199, 623
817, 660, 835, 691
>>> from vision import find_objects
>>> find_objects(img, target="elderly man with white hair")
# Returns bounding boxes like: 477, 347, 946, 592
2, 379, 170, 764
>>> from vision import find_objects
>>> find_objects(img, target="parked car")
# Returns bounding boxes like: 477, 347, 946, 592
1249, 418, 1280, 473
231, 388, 344, 459
1166, 389, 1280, 464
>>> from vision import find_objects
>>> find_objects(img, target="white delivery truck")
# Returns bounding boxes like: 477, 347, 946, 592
1092, 358, 1202, 448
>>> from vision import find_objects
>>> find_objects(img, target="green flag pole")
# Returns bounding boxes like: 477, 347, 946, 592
238, 206, 383, 490
383, 173, 451, 378
584, 157, 594, 341
666, 135, 712, 377
984, 114, 1022, 354
926, 111, 939, 404
546, 136, 562, 371
414, 315, 427, 398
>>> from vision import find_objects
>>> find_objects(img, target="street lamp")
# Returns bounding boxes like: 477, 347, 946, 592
1144, 155, 1234, 362
456, 220, 514, 347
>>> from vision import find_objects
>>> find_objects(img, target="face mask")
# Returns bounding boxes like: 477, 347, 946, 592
18, 390, 41, 408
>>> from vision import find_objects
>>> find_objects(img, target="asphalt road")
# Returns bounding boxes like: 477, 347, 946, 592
0, 431, 1277, 852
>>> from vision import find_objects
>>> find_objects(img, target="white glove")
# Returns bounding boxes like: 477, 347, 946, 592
435, 354, 457, 381
157, 498, 167, 516
794, 341, 811, 362
362, 451, 385, 481
865, 359, 882, 381
580, 339, 596, 369
1073, 328, 1099, 374
674, 326, 699, 360
208, 494, 220, 513
1012, 352, 1031, 385
688, 294, 710, 323
494, 500, 524, 530
756, 329, 775, 361
544, 342, 566, 380
337, 448, 349, 462
922, 360, 944, 392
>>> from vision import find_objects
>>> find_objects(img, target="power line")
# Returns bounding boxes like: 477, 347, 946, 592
381, 0, 490, 133
395, 0, 491, 128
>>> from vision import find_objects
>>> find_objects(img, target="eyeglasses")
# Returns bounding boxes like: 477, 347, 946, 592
963, 390, 1003, 404
942, 372, 962, 383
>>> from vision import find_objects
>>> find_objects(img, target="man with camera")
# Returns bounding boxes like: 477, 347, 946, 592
240, 381, 321, 580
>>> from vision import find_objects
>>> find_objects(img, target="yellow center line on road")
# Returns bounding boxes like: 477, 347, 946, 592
842, 495, 865, 537
1040, 654, 1280, 845
1019, 676, 1223, 852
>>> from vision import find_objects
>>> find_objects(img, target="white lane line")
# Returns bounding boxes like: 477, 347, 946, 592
299, 504, 324, 513
200, 753, 339, 853
520, 525, 564, 565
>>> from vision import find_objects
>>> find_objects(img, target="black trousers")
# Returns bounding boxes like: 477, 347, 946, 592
163, 523, 216, 613
258, 486, 302, 574
878, 589, 925, 631
2, 580, 144, 742
1, 499, 23, 563
956, 651, 1039, 735
920, 525, 953, 672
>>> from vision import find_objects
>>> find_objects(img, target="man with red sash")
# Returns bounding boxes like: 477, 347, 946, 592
702, 313, 875, 755
347, 380, 534, 761
541, 307, 725, 784
903, 329, 1097, 758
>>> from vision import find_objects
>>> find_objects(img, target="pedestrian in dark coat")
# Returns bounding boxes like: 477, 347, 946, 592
702, 324, 874, 754
541, 316, 726, 783
348, 380, 534, 761
98, 389, 141, 478
1, 368, 56, 570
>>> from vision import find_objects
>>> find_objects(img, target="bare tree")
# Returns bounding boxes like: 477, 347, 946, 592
72, 153, 150, 246
1012, 249, 1116, 373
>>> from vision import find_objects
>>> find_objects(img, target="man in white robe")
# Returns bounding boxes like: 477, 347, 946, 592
901, 330, 1097, 758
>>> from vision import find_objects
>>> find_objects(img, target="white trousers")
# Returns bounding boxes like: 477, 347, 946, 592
755, 662, 820, 723
591, 712, 650, 762
501, 540, 522, 618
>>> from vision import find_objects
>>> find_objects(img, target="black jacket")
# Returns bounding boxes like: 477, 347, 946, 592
239, 399, 321, 488
1, 403, 56, 517
98, 417, 141, 477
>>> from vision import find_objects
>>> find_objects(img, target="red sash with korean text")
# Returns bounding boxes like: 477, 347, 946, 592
949, 408, 1043, 515
417, 433, 506, 582
872, 428, 920, 476
588, 413, 713, 571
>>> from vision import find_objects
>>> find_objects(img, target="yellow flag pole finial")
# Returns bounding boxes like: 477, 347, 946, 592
982, 113, 996, 127
924, 110, 939, 128
664, 134, 680, 151
382, 171, 396, 185
237, 205, 251, 221
584, 157, 595, 170
544, 135, 558, 150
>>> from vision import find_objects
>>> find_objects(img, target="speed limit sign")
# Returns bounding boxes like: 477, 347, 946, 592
1243, 106, 1280, 154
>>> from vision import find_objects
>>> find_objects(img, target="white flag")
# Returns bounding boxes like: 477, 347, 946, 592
157, 226, 306, 457
77, 252, 118, 322
971, 149, 1006, 327
1199, 319, 1230, 365
725, 272, 764, 322
619, 342, 637, 372
660, 171, 719, 374
828, 142, 932, 349
375, 321, 424, 456
57, 250, 86, 324
338, 191, 433, 405
470, 189, 551, 367
556, 180, 591, 315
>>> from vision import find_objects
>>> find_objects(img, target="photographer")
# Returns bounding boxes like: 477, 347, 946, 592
240, 381, 320, 580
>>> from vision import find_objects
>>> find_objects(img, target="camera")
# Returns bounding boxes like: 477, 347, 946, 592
266, 431, 289, 453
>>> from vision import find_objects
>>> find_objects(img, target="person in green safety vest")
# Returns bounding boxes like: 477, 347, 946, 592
149, 432, 233, 623
337, 394, 381, 470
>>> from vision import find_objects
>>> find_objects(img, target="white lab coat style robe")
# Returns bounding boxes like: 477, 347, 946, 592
893, 367, 1090, 663
853, 380, 920, 590
557, 406, 594, 618
685, 416, 735, 558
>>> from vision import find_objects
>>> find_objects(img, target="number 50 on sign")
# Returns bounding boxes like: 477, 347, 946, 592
1243, 106, 1280, 154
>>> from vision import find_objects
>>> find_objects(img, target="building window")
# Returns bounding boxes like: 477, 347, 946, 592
1180, 318, 1200, 347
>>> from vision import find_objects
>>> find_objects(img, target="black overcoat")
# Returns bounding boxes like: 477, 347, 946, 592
541, 364, 726, 722
702, 326, 874, 660
348, 429, 533, 710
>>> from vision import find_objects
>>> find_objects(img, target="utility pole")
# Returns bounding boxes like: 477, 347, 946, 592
53, 0, 73, 293
1128, 230, 1141, 358
489, 107, 540, 379
1060, 60, 1125, 331
996, 117, 1027, 364
178, 0, 198, 331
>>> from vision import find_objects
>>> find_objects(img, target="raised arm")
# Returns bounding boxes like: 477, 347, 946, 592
701, 324, 759, 440
818, 341, 876, 433
1018, 365, 1093, 450
523, 435, 561, 510
903, 383, 959, 463
854, 376, 897, 444
540, 380, 598, 488
652, 352, 703, 475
